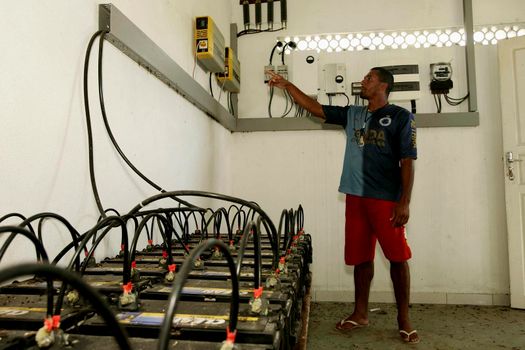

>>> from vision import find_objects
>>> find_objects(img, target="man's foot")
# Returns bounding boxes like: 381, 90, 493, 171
335, 316, 368, 331
399, 329, 420, 344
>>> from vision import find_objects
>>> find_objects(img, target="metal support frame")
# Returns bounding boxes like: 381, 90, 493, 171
463, 0, 478, 112
98, 4, 236, 131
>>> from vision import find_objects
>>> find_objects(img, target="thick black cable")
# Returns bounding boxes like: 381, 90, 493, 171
84, 30, 107, 217
209, 72, 214, 98
235, 220, 262, 289
56, 216, 128, 315
0, 226, 52, 315
0, 263, 131, 350
128, 191, 279, 269
158, 239, 239, 350
268, 86, 275, 118
96, 32, 196, 210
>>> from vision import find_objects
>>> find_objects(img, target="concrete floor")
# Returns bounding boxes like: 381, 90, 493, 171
307, 302, 525, 350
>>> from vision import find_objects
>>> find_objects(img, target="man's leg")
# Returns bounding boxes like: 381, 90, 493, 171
391, 261, 419, 342
353, 260, 374, 324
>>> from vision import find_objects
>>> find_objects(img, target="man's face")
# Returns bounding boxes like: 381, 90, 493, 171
360, 70, 386, 100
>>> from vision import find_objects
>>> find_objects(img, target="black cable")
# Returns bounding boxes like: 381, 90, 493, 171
237, 27, 285, 37
268, 41, 283, 65
209, 72, 214, 98
159, 239, 239, 350
280, 41, 296, 65
95, 31, 196, 210
268, 86, 275, 118
0, 226, 51, 316
57, 216, 128, 315
84, 30, 107, 218
277, 209, 289, 256
235, 220, 262, 289
343, 93, 350, 106
127, 190, 280, 269
0, 263, 131, 349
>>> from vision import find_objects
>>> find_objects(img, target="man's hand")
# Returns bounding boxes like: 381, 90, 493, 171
266, 70, 290, 89
391, 201, 409, 227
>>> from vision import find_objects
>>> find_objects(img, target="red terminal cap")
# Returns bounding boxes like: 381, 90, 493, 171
253, 286, 263, 298
131, 261, 137, 269
185, 244, 190, 251
162, 250, 168, 258
52, 315, 61, 329
123, 282, 133, 294
287, 249, 291, 255
84, 251, 89, 257
226, 326, 237, 344
168, 264, 176, 272
279, 257, 285, 264
229, 240, 234, 246
148, 240, 153, 245
120, 244, 125, 251
275, 268, 280, 274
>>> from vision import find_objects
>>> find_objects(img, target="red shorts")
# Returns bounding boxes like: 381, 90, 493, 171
345, 194, 412, 265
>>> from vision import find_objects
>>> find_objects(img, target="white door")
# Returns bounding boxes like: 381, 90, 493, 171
499, 35, 525, 309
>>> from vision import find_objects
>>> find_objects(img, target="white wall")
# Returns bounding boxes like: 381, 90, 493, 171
231, 0, 524, 304
0, 0, 234, 266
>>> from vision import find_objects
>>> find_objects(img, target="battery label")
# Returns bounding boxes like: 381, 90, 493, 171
0, 306, 47, 316
116, 312, 258, 327
157, 286, 250, 296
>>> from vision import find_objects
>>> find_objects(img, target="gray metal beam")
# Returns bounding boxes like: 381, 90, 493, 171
99, 4, 236, 131
236, 112, 479, 132
463, 0, 478, 112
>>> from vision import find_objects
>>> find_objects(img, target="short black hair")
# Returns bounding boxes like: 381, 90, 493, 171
371, 67, 394, 96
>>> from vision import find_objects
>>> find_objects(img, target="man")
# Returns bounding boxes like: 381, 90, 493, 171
268, 67, 419, 344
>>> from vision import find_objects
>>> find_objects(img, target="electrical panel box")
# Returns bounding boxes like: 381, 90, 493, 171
194, 16, 225, 73
323, 63, 346, 95
378, 64, 420, 101
276, 65, 289, 80
291, 52, 318, 97
216, 47, 241, 93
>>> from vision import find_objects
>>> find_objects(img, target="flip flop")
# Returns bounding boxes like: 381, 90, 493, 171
399, 329, 420, 344
335, 318, 368, 331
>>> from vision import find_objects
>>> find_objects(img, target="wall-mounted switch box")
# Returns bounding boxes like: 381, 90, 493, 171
323, 63, 346, 94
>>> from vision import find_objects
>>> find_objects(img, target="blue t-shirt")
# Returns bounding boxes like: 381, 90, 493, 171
322, 104, 417, 202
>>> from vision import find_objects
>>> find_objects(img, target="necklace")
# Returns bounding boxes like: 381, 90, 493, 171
353, 107, 371, 147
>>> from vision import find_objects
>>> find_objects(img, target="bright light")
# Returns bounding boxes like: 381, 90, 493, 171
284, 36, 291, 42
306, 36, 312, 41
357, 33, 363, 39
495, 30, 506, 40
485, 31, 494, 40
326, 35, 332, 40
335, 34, 341, 40
314, 35, 320, 41
427, 33, 438, 45
394, 35, 404, 45
327, 47, 333, 53
491, 39, 498, 45
339, 38, 350, 49
439, 33, 449, 43
518, 29, 525, 36
417, 35, 426, 44
308, 40, 318, 49
508, 31, 517, 38
294, 36, 300, 42
335, 47, 342, 52
405, 34, 416, 45
350, 38, 360, 47
318, 39, 329, 50
297, 40, 308, 50
401, 43, 408, 49
450, 32, 461, 43
473, 31, 484, 42
383, 35, 394, 46
392, 43, 398, 49
361, 36, 372, 47
414, 43, 421, 48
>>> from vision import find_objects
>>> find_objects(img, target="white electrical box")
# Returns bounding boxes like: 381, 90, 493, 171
291, 52, 319, 97
323, 63, 346, 94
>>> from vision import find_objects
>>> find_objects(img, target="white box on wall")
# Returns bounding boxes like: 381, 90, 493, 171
291, 51, 319, 97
